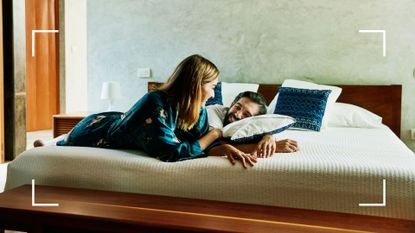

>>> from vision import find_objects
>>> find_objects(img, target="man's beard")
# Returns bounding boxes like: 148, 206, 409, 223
223, 111, 233, 126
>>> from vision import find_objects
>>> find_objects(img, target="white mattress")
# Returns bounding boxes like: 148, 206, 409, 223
5, 126, 415, 220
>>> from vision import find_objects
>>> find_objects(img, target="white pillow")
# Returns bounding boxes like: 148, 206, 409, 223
327, 103, 383, 128
222, 114, 296, 143
267, 93, 279, 114
206, 104, 227, 129
267, 79, 342, 129
221, 82, 259, 107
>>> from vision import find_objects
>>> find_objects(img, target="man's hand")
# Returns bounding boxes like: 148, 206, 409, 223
275, 139, 299, 153
254, 136, 299, 158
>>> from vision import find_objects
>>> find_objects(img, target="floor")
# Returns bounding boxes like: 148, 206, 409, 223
1, 130, 52, 233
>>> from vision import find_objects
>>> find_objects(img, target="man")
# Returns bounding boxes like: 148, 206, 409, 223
36, 91, 297, 167
207, 91, 298, 167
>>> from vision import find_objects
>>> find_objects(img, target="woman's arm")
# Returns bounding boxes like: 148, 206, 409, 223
207, 144, 257, 168
197, 128, 222, 150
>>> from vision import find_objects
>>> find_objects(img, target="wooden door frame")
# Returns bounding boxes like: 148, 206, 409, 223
3, 0, 19, 161
0, 0, 4, 163
1, 0, 63, 161
58, 0, 65, 114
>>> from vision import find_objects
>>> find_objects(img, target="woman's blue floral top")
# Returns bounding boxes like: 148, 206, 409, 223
57, 91, 209, 162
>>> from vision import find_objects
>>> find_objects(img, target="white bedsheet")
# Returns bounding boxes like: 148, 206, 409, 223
5, 126, 415, 220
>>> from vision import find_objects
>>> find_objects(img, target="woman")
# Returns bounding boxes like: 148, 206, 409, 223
53, 54, 222, 162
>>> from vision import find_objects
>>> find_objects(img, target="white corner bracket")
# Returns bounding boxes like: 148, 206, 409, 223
358, 30, 386, 57
358, 179, 386, 207
32, 179, 59, 207
31, 30, 59, 57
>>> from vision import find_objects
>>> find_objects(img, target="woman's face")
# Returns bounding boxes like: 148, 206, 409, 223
201, 77, 219, 106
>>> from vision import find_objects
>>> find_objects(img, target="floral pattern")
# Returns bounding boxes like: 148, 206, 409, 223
57, 91, 209, 162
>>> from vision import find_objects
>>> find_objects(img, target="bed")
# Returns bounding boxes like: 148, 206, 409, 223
5, 82, 415, 222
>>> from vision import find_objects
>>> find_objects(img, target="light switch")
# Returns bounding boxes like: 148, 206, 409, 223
70, 46, 78, 53
137, 68, 151, 78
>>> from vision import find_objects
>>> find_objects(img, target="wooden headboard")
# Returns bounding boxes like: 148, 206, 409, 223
148, 82, 402, 137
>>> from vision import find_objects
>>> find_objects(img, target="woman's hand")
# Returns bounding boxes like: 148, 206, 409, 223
255, 135, 276, 158
222, 144, 257, 168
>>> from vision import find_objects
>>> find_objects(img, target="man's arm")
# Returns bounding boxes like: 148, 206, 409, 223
228, 135, 299, 158
230, 143, 257, 153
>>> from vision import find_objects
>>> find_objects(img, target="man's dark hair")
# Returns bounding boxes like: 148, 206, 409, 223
230, 91, 267, 115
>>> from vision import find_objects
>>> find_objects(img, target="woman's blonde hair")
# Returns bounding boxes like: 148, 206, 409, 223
160, 54, 219, 131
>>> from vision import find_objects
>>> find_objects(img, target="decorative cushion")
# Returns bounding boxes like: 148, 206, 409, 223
222, 114, 296, 144
267, 79, 342, 130
206, 82, 260, 107
206, 81, 223, 106
274, 87, 331, 131
327, 103, 383, 128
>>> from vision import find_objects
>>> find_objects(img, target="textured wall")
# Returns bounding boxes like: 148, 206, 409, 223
65, 0, 88, 113
12, 0, 26, 158
87, 0, 415, 150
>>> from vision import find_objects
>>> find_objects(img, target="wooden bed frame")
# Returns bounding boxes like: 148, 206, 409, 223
1, 185, 414, 233
0, 82, 408, 232
146, 82, 411, 231
149, 82, 402, 136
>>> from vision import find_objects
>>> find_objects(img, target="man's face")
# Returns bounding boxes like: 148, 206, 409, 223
224, 97, 261, 125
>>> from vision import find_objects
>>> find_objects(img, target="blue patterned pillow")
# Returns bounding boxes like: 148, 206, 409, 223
274, 87, 331, 131
206, 81, 223, 106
